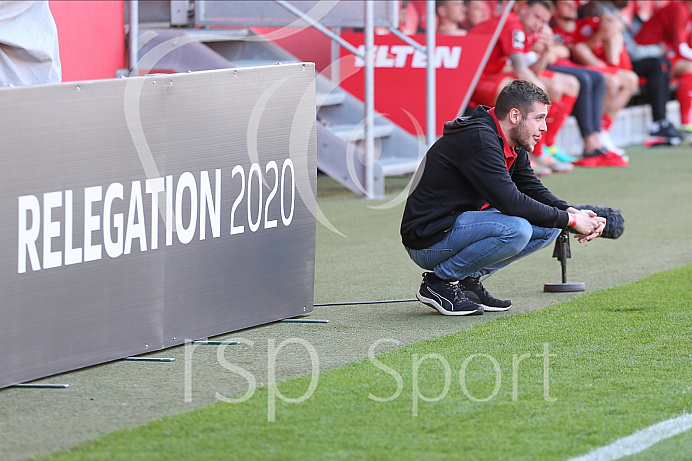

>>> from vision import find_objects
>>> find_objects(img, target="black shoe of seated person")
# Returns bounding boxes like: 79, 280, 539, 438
416, 272, 483, 316
459, 276, 512, 311
649, 120, 681, 145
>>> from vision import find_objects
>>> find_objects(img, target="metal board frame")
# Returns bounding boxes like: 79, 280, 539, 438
195, 0, 396, 28
1, 64, 317, 388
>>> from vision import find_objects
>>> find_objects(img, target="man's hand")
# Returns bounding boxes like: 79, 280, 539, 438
568, 210, 607, 243
567, 206, 594, 216
540, 24, 556, 46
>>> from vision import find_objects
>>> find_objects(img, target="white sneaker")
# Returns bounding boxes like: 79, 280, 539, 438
600, 130, 626, 157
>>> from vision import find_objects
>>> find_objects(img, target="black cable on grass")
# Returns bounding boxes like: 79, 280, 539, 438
315, 298, 417, 307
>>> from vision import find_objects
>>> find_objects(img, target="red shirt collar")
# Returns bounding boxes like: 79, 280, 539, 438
488, 107, 517, 169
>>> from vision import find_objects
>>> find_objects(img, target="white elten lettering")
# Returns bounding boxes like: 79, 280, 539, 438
389, 45, 414, 67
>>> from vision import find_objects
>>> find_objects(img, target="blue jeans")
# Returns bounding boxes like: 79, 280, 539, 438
408, 209, 561, 281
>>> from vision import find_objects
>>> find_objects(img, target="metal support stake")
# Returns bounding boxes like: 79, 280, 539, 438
315, 298, 416, 307
191, 340, 240, 345
425, 0, 436, 147
10, 383, 69, 389
129, 0, 139, 76
364, 0, 376, 198
280, 319, 330, 324
124, 357, 175, 362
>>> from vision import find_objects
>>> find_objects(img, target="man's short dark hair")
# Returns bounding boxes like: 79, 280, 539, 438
435, 0, 451, 16
526, 0, 555, 12
494, 80, 551, 119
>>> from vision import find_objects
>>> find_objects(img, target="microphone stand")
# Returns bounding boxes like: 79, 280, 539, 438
544, 229, 585, 292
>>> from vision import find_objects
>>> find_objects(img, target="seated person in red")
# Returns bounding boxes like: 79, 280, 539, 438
578, 0, 681, 144
552, 0, 638, 158
436, 0, 468, 36
470, 0, 577, 176
461, 0, 491, 32
537, 21, 623, 167
635, 0, 692, 132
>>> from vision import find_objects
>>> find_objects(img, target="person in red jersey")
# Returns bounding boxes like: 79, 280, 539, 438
470, 0, 577, 176
552, 0, 637, 160
572, 0, 681, 145
534, 18, 622, 166
461, 0, 491, 31
635, 0, 692, 132
436, 0, 468, 36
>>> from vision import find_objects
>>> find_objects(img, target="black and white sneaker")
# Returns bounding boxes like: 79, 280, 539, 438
459, 276, 512, 312
647, 120, 681, 146
416, 272, 483, 316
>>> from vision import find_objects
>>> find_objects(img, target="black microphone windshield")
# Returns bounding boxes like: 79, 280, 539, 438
573, 205, 625, 239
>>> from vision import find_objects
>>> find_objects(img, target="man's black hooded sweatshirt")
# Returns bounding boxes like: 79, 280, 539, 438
401, 106, 571, 250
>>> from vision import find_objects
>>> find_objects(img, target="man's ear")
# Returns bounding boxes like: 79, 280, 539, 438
509, 108, 521, 125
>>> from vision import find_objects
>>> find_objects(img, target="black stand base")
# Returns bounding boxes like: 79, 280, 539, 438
544, 282, 586, 292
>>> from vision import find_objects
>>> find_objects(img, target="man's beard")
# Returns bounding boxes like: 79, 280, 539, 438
509, 120, 536, 152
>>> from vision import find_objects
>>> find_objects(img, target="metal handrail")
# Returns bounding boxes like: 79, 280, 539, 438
386, 26, 425, 52
274, 0, 364, 58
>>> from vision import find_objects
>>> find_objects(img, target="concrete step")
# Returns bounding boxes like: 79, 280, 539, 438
377, 157, 422, 176
181, 28, 252, 42
316, 91, 346, 107
330, 123, 394, 142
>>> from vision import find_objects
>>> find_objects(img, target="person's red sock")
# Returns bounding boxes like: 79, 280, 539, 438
544, 94, 577, 146
601, 114, 613, 132
676, 73, 692, 125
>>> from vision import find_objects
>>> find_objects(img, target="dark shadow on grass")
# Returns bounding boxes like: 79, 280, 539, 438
606, 305, 649, 312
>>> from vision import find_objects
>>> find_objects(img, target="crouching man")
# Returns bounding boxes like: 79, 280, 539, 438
400, 80, 605, 316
